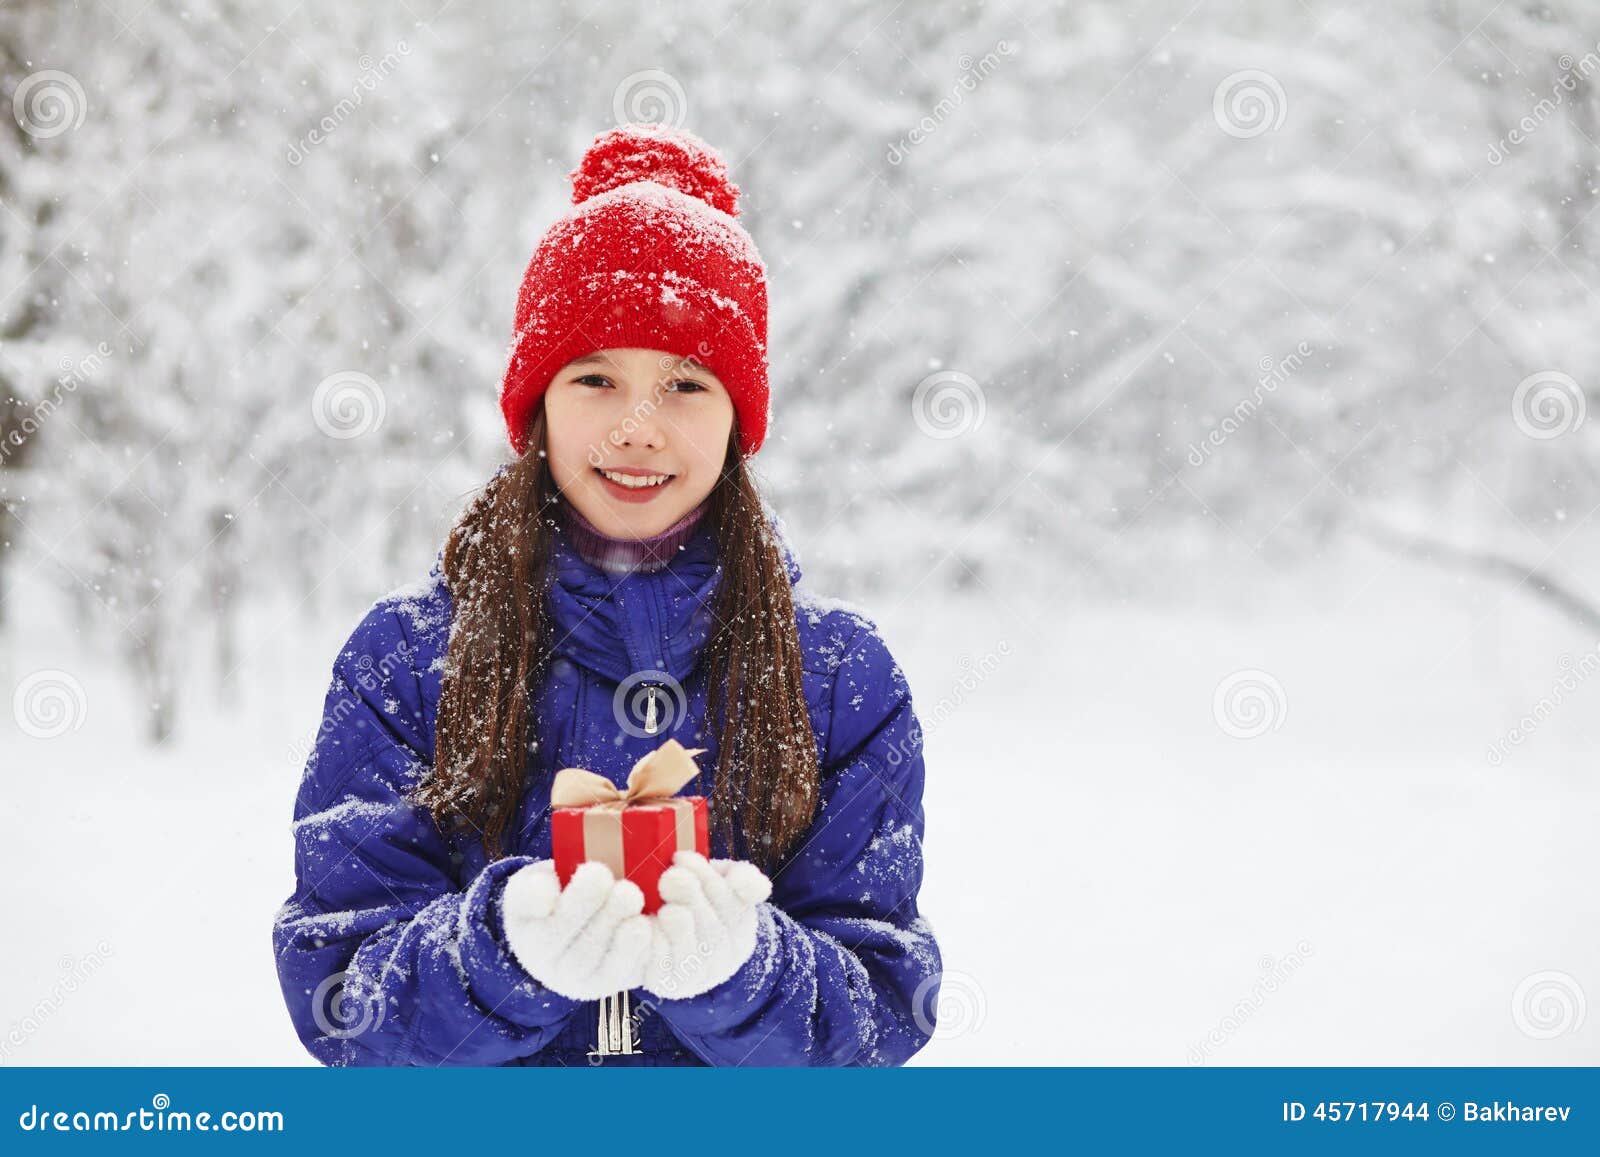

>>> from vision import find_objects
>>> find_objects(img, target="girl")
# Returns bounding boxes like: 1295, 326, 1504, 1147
271, 123, 942, 1067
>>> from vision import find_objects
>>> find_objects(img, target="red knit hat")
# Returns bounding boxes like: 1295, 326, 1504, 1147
498, 124, 770, 458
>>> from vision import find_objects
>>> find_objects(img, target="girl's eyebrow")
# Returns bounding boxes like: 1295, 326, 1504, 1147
666, 358, 721, 383
565, 352, 720, 383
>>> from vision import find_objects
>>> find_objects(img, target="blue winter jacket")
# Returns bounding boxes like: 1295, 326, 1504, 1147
271, 509, 942, 1066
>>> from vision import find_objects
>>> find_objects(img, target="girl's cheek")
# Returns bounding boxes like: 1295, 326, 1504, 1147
548, 443, 587, 486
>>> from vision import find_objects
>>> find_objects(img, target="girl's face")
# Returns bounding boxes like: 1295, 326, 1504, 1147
541, 347, 735, 539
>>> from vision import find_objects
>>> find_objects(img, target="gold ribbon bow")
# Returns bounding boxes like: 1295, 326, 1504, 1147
551, 737, 706, 812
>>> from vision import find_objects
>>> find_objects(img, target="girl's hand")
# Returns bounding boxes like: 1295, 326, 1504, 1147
501, 860, 653, 1001
641, 851, 773, 1000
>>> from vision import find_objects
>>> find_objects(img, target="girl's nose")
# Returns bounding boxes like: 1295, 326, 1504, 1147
617, 404, 666, 449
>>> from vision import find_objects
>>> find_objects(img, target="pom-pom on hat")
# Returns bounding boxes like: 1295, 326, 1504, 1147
498, 123, 770, 458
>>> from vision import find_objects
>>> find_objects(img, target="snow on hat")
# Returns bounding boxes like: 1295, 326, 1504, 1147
498, 123, 770, 459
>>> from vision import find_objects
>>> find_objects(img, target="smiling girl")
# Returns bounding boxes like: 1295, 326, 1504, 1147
272, 123, 942, 1067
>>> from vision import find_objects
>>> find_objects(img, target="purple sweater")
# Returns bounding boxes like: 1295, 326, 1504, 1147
557, 497, 710, 574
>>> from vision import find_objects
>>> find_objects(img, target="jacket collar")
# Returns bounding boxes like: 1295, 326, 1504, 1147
543, 500, 802, 684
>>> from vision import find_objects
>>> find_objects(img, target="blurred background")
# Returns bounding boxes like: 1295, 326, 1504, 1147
1, 0, 1597, 1065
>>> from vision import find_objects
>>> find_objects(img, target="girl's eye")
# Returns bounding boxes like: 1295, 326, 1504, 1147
573, 374, 706, 393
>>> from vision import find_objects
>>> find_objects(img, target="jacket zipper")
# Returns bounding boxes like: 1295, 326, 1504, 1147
622, 576, 673, 738
590, 576, 680, 1060
587, 989, 641, 1061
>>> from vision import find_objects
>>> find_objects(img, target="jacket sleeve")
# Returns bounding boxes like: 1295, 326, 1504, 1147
647, 620, 944, 1066
271, 603, 584, 1066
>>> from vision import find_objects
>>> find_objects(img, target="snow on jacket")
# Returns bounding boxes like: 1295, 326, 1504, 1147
271, 509, 942, 1066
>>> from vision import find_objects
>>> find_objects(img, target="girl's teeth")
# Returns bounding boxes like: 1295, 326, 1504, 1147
600, 469, 670, 489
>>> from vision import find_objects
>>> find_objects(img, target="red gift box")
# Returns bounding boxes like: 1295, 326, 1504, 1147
549, 738, 710, 914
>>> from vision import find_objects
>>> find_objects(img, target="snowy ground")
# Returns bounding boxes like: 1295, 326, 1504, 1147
2, 538, 1596, 1066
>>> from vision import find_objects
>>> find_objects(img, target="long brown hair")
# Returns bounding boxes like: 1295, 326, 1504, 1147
409, 402, 819, 874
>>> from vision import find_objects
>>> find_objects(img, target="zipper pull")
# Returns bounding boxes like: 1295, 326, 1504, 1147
589, 989, 639, 1059
644, 685, 659, 735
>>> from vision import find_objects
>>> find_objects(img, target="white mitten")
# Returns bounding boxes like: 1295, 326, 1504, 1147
501, 860, 653, 1001
641, 850, 773, 1000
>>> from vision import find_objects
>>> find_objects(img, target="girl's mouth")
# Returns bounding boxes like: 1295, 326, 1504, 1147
594, 466, 676, 503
